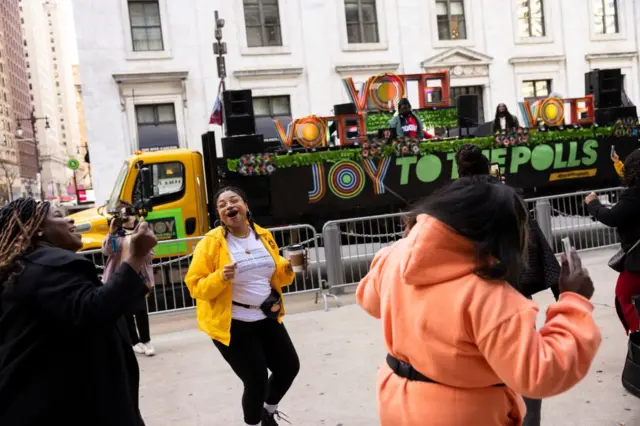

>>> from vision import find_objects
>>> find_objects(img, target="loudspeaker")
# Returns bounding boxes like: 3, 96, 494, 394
585, 69, 623, 108
222, 134, 264, 159
457, 95, 479, 128
222, 90, 256, 136
595, 106, 638, 126
334, 103, 357, 115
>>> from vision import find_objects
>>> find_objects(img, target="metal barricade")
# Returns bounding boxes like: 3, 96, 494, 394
525, 187, 625, 253
82, 225, 324, 315
319, 186, 627, 305
322, 212, 406, 302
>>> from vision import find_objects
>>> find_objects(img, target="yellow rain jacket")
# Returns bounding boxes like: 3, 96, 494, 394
185, 224, 294, 346
614, 160, 624, 178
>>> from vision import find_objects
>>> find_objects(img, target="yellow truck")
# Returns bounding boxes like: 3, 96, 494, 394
70, 147, 208, 256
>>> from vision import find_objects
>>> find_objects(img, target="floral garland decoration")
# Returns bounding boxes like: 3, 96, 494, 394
236, 153, 276, 176
613, 118, 640, 137
494, 128, 531, 147
226, 127, 615, 172
393, 137, 421, 156
360, 139, 385, 159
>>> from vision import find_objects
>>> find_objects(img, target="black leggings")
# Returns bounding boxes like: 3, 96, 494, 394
214, 318, 300, 425
126, 308, 150, 344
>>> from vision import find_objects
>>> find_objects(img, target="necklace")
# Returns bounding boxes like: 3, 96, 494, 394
230, 229, 252, 254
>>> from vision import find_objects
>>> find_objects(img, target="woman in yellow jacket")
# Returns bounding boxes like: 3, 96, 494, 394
185, 187, 298, 426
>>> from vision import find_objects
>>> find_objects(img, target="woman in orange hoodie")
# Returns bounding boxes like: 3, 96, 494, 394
357, 176, 602, 426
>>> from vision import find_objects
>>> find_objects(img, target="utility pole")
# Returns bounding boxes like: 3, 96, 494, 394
16, 108, 49, 201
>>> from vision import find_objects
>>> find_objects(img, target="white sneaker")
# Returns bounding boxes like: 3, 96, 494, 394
143, 342, 155, 357
133, 343, 146, 354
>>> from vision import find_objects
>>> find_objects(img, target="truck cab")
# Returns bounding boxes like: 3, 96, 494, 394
70, 148, 208, 256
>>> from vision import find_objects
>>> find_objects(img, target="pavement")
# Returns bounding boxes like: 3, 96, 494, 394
138, 247, 640, 426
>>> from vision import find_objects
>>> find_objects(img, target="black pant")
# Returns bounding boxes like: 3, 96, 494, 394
126, 308, 150, 345
214, 318, 300, 425
523, 397, 541, 426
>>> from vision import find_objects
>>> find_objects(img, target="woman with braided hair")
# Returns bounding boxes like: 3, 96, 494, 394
185, 187, 299, 426
0, 198, 157, 426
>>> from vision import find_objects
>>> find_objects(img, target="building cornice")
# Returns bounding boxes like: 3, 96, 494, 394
112, 71, 189, 110
233, 67, 304, 79
509, 55, 566, 65
585, 51, 638, 61
334, 62, 400, 74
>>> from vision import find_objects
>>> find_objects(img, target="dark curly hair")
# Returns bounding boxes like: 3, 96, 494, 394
622, 149, 640, 188
0, 198, 50, 287
213, 186, 258, 239
455, 143, 490, 177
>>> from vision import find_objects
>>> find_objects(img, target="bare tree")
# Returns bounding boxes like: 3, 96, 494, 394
0, 158, 19, 203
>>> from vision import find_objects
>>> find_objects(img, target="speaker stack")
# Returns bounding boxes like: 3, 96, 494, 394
456, 94, 479, 128
584, 69, 637, 125
221, 89, 265, 158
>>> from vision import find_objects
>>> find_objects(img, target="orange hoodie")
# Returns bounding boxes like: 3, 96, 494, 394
357, 215, 602, 426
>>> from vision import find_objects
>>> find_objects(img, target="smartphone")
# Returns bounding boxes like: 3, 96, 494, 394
561, 237, 574, 272
490, 163, 502, 181
611, 145, 616, 156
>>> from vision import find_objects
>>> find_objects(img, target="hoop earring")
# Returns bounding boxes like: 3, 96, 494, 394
213, 219, 221, 228
246, 210, 253, 220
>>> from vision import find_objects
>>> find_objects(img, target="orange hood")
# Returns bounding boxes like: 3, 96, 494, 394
401, 214, 477, 287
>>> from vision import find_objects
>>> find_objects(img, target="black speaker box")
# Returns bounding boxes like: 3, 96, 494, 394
334, 103, 357, 115
595, 106, 638, 126
585, 69, 623, 108
223, 90, 256, 136
457, 94, 479, 128
222, 134, 264, 159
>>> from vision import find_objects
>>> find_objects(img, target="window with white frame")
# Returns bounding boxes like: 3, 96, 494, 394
436, 0, 466, 40
592, 0, 619, 34
344, 0, 379, 44
128, 0, 164, 51
135, 104, 179, 150
522, 79, 551, 100
253, 96, 291, 141
517, 0, 545, 38
243, 0, 283, 47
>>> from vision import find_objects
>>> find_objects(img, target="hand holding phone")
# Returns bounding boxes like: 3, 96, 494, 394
561, 237, 574, 272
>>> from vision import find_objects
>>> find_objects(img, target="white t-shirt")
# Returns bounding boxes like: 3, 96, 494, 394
227, 231, 276, 322
499, 116, 506, 130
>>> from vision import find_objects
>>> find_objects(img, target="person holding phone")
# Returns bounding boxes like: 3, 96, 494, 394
586, 149, 640, 333
0, 198, 157, 425
611, 147, 625, 178
102, 202, 156, 357
357, 177, 601, 426
185, 187, 299, 426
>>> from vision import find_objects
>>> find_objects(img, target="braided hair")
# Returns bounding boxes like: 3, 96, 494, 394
622, 149, 640, 189
213, 186, 259, 239
0, 198, 50, 287
455, 143, 490, 177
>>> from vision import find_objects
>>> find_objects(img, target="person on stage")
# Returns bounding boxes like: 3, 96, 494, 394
492, 103, 520, 133
388, 98, 428, 138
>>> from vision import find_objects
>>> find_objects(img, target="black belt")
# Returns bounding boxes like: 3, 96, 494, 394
232, 301, 260, 310
386, 354, 505, 387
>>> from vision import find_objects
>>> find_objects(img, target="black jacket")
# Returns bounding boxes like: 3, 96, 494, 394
0, 247, 149, 426
588, 186, 640, 272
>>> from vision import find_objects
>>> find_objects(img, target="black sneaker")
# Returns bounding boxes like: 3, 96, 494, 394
262, 408, 290, 426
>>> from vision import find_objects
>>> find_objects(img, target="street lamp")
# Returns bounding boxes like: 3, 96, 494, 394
16, 108, 50, 201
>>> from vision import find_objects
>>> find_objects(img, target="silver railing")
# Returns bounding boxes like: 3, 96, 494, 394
82, 186, 625, 314
82, 225, 325, 315
319, 186, 626, 308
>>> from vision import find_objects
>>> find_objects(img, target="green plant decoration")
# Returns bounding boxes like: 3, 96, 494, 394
226, 127, 615, 172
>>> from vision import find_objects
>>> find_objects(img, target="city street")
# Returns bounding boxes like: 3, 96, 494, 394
139, 247, 640, 426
